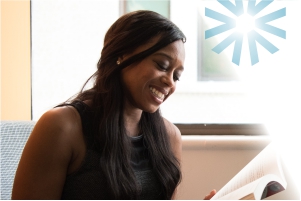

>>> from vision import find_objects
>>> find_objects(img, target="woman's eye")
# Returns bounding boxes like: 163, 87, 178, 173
173, 75, 180, 82
155, 61, 181, 81
156, 62, 168, 71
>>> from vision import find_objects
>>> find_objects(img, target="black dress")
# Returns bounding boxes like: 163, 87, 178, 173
60, 101, 164, 199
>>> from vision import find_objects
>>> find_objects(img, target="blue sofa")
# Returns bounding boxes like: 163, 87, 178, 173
0, 121, 36, 200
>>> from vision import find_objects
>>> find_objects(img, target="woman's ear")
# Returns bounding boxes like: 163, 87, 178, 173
117, 56, 125, 65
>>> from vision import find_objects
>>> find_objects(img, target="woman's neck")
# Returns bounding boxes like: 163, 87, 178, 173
123, 103, 143, 137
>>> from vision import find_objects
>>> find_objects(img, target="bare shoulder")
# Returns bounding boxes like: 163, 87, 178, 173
27, 105, 82, 161
30, 105, 84, 163
162, 117, 182, 141
36, 105, 81, 133
12, 105, 83, 199
162, 119, 182, 200
162, 117, 182, 162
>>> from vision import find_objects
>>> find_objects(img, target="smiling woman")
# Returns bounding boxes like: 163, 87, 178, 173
11, 10, 215, 200
121, 39, 185, 113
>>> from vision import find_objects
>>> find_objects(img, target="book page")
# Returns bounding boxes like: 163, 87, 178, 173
215, 174, 285, 200
211, 141, 286, 200
215, 177, 262, 200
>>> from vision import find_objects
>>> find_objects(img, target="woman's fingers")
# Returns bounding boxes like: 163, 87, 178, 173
204, 189, 217, 200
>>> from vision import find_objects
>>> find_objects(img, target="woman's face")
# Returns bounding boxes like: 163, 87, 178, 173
121, 39, 185, 113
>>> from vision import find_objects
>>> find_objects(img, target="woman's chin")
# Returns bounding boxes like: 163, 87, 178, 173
143, 106, 159, 114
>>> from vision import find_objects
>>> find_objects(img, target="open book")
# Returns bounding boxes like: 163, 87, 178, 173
210, 141, 287, 200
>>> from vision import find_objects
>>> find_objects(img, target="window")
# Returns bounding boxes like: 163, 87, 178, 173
121, 0, 170, 18
197, 10, 239, 81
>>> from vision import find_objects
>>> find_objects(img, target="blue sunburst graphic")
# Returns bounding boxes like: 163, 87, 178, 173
205, 0, 286, 66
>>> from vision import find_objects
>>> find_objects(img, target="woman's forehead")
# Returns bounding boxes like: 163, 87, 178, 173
134, 38, 185, 61
155, 41, 185, 67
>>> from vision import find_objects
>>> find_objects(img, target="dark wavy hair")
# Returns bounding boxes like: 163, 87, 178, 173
69, 10, 186, 199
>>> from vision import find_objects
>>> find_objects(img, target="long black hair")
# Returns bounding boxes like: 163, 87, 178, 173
69, 10, 186, 199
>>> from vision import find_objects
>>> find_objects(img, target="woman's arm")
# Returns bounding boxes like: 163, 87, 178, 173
11, 106, 82, 199
163, 118, 216, 200
163, 118, 182, 164
163, 118, 182, 200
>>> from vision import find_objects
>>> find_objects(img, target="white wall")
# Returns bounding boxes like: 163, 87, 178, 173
31, 0, 119, 119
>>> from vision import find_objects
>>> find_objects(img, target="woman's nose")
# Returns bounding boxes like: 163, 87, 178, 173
161, 73, 175, 88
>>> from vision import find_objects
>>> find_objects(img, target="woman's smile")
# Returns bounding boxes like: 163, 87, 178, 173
121, 40, 185, 113
149, 86, 165, 104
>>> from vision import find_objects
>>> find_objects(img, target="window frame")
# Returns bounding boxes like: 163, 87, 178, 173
176, 123, 269, 136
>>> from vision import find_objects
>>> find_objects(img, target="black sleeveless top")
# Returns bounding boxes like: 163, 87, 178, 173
60, 101, 164, 199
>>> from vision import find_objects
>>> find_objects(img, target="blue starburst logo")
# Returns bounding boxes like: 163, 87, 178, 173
205, 0, 286, 66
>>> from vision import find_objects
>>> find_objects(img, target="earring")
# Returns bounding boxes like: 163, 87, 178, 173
116, 60, 121, 65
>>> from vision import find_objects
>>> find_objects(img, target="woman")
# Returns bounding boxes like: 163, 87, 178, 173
12, 10, 216, 199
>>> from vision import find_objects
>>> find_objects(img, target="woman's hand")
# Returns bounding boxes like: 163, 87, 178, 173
204, 189, 217, 200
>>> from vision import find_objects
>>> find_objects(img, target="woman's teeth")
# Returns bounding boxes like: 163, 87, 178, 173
149, 87, 164, 100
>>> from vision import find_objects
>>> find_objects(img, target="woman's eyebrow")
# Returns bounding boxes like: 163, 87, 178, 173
153, 52, 174, 60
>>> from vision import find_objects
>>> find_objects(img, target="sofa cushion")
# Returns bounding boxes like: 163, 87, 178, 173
0, 121, 36, 200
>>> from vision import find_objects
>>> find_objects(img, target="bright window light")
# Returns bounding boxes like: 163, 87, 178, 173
235, 13, 255, 34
